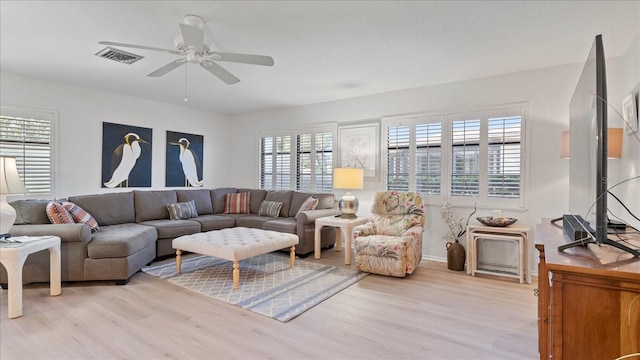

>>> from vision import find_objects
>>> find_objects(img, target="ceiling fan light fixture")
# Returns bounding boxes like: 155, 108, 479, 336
183, 14, 204, 29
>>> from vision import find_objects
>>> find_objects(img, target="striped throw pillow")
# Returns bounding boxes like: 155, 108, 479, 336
167, 200, 198, 220
46, 201, 75, 225
224, 192, 251, 214
60, 201, 100, 232
258, 200, 283, 218
295, 196, 319, 219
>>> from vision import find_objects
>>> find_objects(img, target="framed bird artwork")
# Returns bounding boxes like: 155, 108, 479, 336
101, 122, 152, 188
166, 130, 204, 187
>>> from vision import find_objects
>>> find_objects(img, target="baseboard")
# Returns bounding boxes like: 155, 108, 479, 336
421, 254, 538, 277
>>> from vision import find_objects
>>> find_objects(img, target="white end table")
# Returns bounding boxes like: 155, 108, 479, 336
314, 216, 369, 265
0, 236, 61, 318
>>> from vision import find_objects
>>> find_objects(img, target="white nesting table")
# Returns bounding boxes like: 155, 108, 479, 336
0, 236, 61, 318
314, 216, 369, 265
466, 223, 531, 284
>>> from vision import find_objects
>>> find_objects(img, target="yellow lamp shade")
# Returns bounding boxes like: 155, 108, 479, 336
333, 167, 364, 190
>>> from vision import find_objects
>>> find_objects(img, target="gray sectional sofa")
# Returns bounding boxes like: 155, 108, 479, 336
2, 188, 339, 285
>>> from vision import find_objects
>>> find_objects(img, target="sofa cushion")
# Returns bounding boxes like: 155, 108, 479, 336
265, 190, 293, 218
191, 214, 236, 232
61, 201, 100, 232
262, 218, 297, 234
238, 188, 267, 214
46, 201, 75, 224
134, 190, 177, 223
87, 223, 157, 259
176, 189, 213, 215
224, 192, 250, 214
294, 196, 319, 219
167, 200, 198, 220
258, 200, 283, 218
235, 215, 272, 229
10, 199, 50, 225
139, 219, 201, 239
69, 192, 136, 225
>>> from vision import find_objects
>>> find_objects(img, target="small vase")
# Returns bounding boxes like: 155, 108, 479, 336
446, 239, 466, 271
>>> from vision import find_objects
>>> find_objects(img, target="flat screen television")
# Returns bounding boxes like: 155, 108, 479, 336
565, 34, 639, 256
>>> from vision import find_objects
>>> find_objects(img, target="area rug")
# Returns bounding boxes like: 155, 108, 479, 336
141, 253, 368, 322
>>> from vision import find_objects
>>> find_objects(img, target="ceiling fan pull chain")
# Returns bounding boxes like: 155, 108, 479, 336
184, 63, 188, 102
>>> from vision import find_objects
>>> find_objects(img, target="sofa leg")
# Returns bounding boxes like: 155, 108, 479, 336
115, 279, 129, 285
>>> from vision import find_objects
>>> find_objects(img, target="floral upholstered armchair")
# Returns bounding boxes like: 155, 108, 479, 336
352, 191, 425, 277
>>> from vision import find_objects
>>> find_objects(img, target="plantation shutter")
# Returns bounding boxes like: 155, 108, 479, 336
296, 134, 312, 190
314, 132, 333, 192
487, 116, 521, 198
415, 122, 442, 195
451, 119, 480, 197
0, 109, 54, 195
275, 135, 291, 190
259, 137, 273, 189
387, 124, 410, 191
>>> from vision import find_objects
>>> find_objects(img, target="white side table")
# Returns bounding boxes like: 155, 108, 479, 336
0, 236, 61, 318
314, 216, 369, 265
466, 224, 531, 284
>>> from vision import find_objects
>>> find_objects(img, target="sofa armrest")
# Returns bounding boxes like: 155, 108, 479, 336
353, 222, 376, 238
9, 224, 92, 244
296, 208, 341, 225
400, 225, 424, 242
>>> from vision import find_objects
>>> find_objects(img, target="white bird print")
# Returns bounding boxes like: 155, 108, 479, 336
104, 133, 148, 188
170, 137, 203, 187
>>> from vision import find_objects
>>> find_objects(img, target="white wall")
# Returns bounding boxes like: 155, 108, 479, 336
228, 48, 640, 264
0, 72, 232, 198
608, 31, 640, 229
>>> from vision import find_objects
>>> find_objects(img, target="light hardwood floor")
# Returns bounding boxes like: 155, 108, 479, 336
1, 250, 539, 360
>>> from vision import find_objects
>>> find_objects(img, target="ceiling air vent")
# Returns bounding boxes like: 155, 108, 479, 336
95, 47, 144, 65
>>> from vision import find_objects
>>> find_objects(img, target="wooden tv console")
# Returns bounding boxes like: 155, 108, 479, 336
535, 222, 640, 360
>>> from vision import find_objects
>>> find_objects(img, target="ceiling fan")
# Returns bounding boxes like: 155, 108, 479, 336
99, 14, 274, 85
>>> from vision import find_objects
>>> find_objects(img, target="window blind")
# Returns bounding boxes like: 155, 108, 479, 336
262, 127, 334, 192
416, 123, 442, 195
387, 124, 410, 191
0, 113, 53, 195
487, 116, 521, 198
451, 119, 480, 197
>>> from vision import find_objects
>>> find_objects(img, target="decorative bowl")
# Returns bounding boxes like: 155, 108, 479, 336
476, 216, 518, 227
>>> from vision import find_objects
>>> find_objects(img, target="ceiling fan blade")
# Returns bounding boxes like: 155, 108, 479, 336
200, 61, 240, 85
147, 59, 187, 77
98, 41, 181, 55
179, 23, 204, 51
213, 53, 275, 66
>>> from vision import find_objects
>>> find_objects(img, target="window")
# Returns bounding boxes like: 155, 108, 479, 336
0, 106, 56, 195
259, 126, 335, 192
384, 105, 526, 208
260, 135, 291, 190
296, 131, 333, 192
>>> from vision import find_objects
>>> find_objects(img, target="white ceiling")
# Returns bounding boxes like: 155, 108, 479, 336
1, 1, 638, 115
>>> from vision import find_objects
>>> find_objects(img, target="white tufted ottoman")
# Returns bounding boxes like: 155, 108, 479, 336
172, 227, 299, 290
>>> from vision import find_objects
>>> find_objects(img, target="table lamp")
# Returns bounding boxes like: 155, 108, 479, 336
1, 157, 28, 238
560, 128, 623, 159
333, 167, 364, 218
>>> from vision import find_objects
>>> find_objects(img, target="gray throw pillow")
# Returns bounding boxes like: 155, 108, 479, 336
258, 200, 283, 218
167, 200, 198, 220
